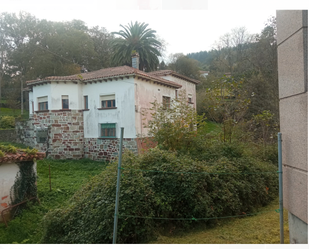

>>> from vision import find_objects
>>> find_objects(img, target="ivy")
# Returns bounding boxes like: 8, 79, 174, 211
10, 161, 38, 217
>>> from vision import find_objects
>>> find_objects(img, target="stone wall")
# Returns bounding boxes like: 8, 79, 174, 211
0, 130, 17, 143
84, 138, 138, 161
277, 10, 308, 243
16, 112, 155, 162
16, 110, 84, 159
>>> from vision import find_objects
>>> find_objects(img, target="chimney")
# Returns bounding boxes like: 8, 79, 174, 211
131, 52, 139, 69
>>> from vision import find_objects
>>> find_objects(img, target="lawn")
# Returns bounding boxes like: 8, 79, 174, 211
0, 159, 108, 244
150, 197, 289, 244
0, 107, 29, 120
0, 156, 288, 244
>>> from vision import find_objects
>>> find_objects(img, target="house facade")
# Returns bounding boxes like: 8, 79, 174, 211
18, 57, 199, 161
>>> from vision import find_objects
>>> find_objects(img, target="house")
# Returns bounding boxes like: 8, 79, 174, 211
199, 70, 209, 78
18, 54, 199, 161
0, 148, 45, 224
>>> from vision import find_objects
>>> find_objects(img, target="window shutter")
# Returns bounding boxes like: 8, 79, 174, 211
100, 94, 115, 101
38, 96, 48, 102
62, 95, 69, 99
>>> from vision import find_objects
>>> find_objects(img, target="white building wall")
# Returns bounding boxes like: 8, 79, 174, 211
82, 78, 136, 138
29, 91, 33, 115
160, 75, 197, 109
32, 84, 52, 112
134, 78, 177, 137
50, 82, 83, 110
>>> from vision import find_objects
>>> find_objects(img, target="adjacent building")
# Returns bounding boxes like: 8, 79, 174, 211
18, 55, 199, 161
277, 10, 308, 243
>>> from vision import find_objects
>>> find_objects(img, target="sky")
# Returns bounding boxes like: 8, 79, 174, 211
0, 0, 308, 61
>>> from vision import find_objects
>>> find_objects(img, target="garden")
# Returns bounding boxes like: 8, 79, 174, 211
0, 77, 285, 244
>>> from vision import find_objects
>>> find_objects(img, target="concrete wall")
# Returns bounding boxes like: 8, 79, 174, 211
134, 77, 177, 137
0, 162, 37, 222
161, 75, 197, 109
277, 10, 308, 244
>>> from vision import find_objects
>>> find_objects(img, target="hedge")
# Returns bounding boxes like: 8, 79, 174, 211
40, 148, 278, 244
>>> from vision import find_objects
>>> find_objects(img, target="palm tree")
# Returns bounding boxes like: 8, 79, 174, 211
111, 21, 162, 72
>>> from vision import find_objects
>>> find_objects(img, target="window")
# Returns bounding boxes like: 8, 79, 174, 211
62, 95, 69, 109
188, 94, 193, 104
162, 96, 171, 109
38, 96, 48, 111
84, 96, 88, 109
175, 90, 178, 99
101, 123, 116, 138
100, 94, 116, 108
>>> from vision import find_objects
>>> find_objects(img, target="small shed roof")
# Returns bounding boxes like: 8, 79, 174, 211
0, 150, 45, 165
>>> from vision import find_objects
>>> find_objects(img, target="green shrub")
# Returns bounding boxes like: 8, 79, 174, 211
40, 149, 278, 244
0, 115, 15, 129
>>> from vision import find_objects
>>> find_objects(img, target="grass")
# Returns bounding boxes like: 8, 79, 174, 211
0, 142, 33, 149
0, 145, 287, 244
0, 107, 29, 120
0, 158, 108, 244
150, 197, 289, 244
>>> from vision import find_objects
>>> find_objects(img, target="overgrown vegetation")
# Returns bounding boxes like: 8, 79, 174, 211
40, 149, 278, 244
0, 115, 15, 129
0, 159, 107, 244
150, 197, 289, 244
38, 83, 279, 243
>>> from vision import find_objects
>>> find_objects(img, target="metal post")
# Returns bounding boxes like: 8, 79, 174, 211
278, 132, 284, 244
113, 127, 124, 244
49, 164, 52, 191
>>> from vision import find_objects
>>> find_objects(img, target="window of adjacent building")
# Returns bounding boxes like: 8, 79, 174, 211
38, 96, 48, 111
100, 123, 116, 138
62, 95, 69, 109
188, 94, 193, 104
100, 94, 116, 108
163, 96, 171, 109
84, 96, 88, 109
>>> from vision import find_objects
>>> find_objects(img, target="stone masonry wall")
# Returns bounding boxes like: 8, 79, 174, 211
16, 110, 84, 159
0, 130, 17, 143
84, 138, 138, 161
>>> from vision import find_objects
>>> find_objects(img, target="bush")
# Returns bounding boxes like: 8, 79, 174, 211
41, 148, 278, 244
0, 115, 15, 129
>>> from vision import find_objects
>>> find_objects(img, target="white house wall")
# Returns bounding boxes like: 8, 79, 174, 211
50, 82, 83, 110
160, 75, 197, 109
29, 91, 33, 115
83, 78, 136, 138
32, 84, 51, 112
134, 78, 176, 137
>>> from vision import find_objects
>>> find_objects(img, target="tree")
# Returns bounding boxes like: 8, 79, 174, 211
143, 90, 206, 151
111, 21, 162, 72
167, 53, 201, 80
201, 76, 251, 143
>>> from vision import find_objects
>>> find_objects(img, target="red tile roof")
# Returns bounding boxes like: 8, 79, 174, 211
0, 151, 45, 165
27, 66, 182, 89
147, 70, 200, 84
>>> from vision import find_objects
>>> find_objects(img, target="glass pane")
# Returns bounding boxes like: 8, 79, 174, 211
102, 101, 106, 108
62, 99, 69, 109
84, 96, 88, 109
107, 100, 112, 108
112, 100, 115, 107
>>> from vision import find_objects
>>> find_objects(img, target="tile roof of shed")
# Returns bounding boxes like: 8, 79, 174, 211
27, 66, 182, 88
0, 151, 45, 165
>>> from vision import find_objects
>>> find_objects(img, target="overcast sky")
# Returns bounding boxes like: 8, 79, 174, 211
1, 0, 307, 61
